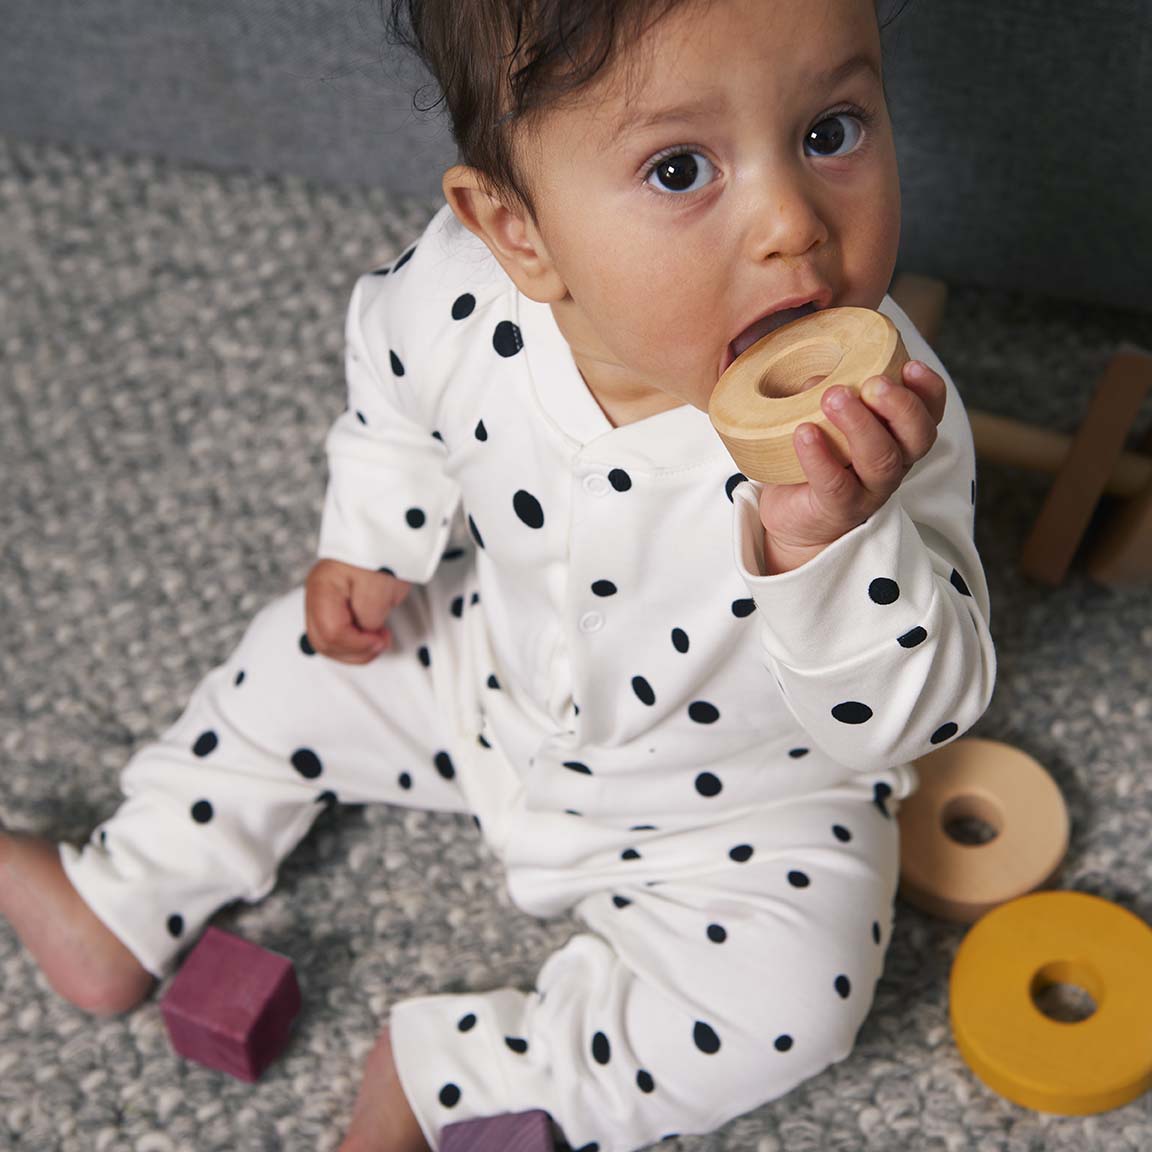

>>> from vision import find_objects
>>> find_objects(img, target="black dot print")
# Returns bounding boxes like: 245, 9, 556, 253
291, 749, 323, 779
788, 747, 809, 759
487, 673, 500, 689
439, 1084, 461, 1108
478, 733, 491, 749
612, 895, 632, 909
452, 293, 476, 320
234, 670, 246, 686
192, 731, 218, 758
564, 760, 592, 775
474, 419, 488, 441
630, 824, 657, 831
457, 1013, 477, 1032
355, 410, 367, 425
898, 626, 927, 649
725, 473, 749, 502
405, 507, 426, 529
868, 577, 900, 605
971, 478, 977, 505
787, 870, 810, 888
873, 781, 892, 818
379, 566, 396, 577
99, 829, 107, 847
451, 595, 464, 618
574, 1144, 600, 1152
505, 1037, 529, 1054
688, 701, 719, 724
167, 914, 184, 938
621, 848, 641, 861
731, 598, 756, 618
832, 824, 852, 842
434, 751, 456, 780
371, 265, 389, 276
399, 771, 412, 790
695, 772, 722, 797
470, 591, 480, 605
729, 844, 753, 863
872, 921, 882, 945
632, 676, 656, 705
671, 628, 689, 653
493, 320, 524, 357
468, 513, 485, 549
389, 350, 405, 377
931, 721, 959, 744
832, 701, 873, 724
950, 568, 972, 596
317, 790, 337, 809
393, 245, 416, 272
636, 1070, 656, 1093
835, 975, 852, 999
513, 490, 545, 529
693, 1021, 721, 1054
443, 547, 466, 562
432, 430, 444, 443
418, 645, 431, 668
191, 800, 214, 824
608, 468, 632, 491
707, 923, 727, 943
591, 1031, 611, 1064
591, 580, 617, 597
299, 633, 316, 656
774, 1035, 794, 1052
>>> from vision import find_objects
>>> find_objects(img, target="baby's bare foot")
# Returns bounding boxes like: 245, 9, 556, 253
339, 1026, 430, 1152
0, 831, 154, 1015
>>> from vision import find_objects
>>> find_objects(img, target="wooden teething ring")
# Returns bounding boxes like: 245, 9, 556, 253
950, 890, 1152, 1114
897, 738, 1069, 923
708, 307, 909, 484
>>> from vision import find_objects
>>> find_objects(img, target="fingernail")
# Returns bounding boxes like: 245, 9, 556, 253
825, 387, 848, 410
864, 376, 891, 401
907, 359, 929, 378
797, 423, 819, 445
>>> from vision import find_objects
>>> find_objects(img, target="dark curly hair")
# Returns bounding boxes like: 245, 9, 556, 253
385, 0, 908, 214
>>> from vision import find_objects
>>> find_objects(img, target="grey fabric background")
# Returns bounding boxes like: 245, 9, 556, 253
0, 0, 1150, 312
2, 135, 1152, 1151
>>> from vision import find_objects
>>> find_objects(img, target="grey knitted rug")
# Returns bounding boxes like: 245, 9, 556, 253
2, 136, 1150, 1152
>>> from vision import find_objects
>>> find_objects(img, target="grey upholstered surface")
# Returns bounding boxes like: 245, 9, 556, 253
1, 1, 1151, 313
2, 136, 1151, 1151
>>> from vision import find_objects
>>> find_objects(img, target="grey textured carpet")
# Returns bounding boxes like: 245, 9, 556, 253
2, 136, 1151, 1152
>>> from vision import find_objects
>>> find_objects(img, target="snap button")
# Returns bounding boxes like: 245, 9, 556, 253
579, 612, 604, 633
583, 474, 610, 496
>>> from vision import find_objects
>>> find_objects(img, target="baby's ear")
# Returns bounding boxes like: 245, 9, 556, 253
442, 166, 567, 303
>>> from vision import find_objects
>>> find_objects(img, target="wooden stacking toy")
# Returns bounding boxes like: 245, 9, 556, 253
160, 927, 302, 1081
709, 306, 909, 484
950, 890, 1152, 1114
897, 738, 1069, 922
441, 1109, 555, 1152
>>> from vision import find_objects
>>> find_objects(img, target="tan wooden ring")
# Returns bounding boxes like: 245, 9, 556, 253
897, 738, 1070, 923
708, 306, 909, 484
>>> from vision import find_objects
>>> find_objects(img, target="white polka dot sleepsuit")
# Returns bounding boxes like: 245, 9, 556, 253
62, 206, 996, 1151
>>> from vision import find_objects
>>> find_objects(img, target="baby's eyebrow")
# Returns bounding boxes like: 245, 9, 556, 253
611, 51, 880, 138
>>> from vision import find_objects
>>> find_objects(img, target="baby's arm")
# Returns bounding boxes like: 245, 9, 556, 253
733, 302, 995, 771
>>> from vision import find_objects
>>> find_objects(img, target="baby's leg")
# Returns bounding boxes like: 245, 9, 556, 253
2, 585, 467, 1012
373, 785, 901, 1152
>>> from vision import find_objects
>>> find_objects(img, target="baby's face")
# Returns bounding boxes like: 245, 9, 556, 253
518, 0, 901, 416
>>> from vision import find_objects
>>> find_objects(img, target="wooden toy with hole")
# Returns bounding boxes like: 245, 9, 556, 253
900, 737, 1152, 1115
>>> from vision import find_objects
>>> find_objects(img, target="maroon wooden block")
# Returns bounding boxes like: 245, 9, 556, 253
160, 927, 301, 1082
440, 1109, 555, 1152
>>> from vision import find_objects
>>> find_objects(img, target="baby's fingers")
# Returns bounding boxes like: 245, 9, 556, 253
859, 373, 939, 466
306, 576, 387, 664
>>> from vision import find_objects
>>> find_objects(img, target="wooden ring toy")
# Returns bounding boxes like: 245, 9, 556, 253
950, 890, 1152, 1114
708, 306, 909, 484
897, 738, 1068, 923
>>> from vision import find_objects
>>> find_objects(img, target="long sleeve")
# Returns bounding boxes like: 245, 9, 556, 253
317, 268, 462, 582
731, 296, 996, 772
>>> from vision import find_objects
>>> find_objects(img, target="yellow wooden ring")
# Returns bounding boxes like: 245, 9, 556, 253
950, 890, 1152, 1114
897, 738, 1069, 923
708, 307, 909, 484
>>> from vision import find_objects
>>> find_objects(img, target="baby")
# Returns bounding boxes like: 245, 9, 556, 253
0, 0, 996, 1149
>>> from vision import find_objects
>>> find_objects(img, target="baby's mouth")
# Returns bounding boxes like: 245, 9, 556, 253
721, 302, 822, 376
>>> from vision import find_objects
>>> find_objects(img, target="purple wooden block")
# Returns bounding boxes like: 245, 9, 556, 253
160, 926, 301, 1082
440, 1109, 555, 1152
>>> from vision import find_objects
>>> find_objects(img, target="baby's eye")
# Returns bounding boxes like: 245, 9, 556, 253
645, 151, 716, 194
805, 112, 866, 158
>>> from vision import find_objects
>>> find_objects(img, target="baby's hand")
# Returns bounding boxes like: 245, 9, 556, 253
304, 559, 411, 664
758, 360, 947, 573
